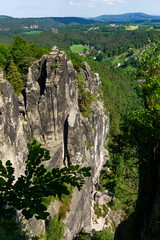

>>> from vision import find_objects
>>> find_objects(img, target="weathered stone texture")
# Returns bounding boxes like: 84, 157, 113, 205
0, 48, 109, 239
0, 79, 27, 179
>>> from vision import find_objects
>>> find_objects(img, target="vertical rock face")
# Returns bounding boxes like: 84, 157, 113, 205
0, 48, 109, 239
25, 47, 79, 169
0, 79, 27, 179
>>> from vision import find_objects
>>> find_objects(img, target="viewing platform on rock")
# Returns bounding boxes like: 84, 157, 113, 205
49, 46, 58, 55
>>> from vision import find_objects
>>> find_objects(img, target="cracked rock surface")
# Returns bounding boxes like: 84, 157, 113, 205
0, 48, 109, 239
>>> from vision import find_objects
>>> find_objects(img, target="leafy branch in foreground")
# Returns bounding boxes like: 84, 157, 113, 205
0, 138, 91, 221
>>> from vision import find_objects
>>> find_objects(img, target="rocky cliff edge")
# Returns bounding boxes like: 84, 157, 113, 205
0, 47, 109, 239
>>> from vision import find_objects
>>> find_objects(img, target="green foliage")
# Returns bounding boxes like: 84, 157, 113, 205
93, 202, 109, 219
0, 220, 29, 240
33, 214, 64, 240
60, 184, 73, 204
75, 230, 114, 240
87, 59, 142, 134
66, 52, 85, 72
100, 135, 139, 215
58, 184, 74, 220
0, 43, 11, 68
18, 56, 36, 78
11, 36, 28, 65
52, 63, 57, 68
76, 234, 92, 240
23, 31, 42, 35
99, 168, 116, 193
32, 233, 47, 240
0, 138, 91, 222
77, 73, 95, 119
46, 215, 65, 240
112, 35, 160, 167
42, 195, 57, 209
135, 35, 160, 109
87, 45, 142, 219
96, 52, 105, 62
109, 198, 122, 211
94, 202, 102, 219
12, 36, 26, 49
70, 44, 89, 53
11, 36, 50, 80
0, 36, 50, 93
93, 230, 114, 240
102, 204, 109, 217
6, 59, 24, 95
125, 25, 139, 31
107, 35, 160, 239
0, 21, 158, 58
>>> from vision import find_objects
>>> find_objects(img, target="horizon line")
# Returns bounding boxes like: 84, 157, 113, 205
1, 11, 160, 19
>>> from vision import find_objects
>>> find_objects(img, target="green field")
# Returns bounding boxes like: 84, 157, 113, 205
23, 31, 42, 35
70, 44, 90, 53
125, 25, 139, 31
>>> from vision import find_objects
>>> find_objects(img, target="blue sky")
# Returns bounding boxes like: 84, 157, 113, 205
1, 0, 160, 18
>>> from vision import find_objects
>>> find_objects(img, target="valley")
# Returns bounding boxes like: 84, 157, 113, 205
0, 13, 160, 240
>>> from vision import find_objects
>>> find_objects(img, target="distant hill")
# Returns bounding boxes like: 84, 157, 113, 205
93, 12, 160, 23
0, 16, 96, 31
1, 13, 160, 31
51, 17, 96, 25
0, 15, 13, 19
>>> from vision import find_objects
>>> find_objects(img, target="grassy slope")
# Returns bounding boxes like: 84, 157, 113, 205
23, 31, 42, 35
125, 25, 139, 30
70, 44, 89, 53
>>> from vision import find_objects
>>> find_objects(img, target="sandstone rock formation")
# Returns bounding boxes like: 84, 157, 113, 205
0, 47, 109, 239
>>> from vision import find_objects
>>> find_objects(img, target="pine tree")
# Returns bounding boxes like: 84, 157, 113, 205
6, 60, 24, 95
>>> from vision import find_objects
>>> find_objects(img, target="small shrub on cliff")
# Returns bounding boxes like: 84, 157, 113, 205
77, 74, 95, 120
75, 230, 114, 240
42, 195, 57, 209
93, 202, 102, 219
46, 215, 65, 240
58, 184, 74, 220
76, 234, 92, 240
66, 52, 85, 72
93, 230, 114, 240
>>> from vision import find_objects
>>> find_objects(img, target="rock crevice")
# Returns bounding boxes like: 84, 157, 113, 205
0, 48, 109, 239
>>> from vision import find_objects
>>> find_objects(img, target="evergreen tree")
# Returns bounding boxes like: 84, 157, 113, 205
6, 60, 24, 95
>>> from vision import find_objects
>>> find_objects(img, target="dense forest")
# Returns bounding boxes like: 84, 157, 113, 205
0, 21, 160, 239
1, 28, 159, 56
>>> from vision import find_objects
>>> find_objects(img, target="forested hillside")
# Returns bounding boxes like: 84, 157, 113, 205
114, 35, 160, 240
0, 34, 141, 238
0, 22, 159, 57
0, 15, 96, 30
94, 12, 160, 23
0, 21, 160, 238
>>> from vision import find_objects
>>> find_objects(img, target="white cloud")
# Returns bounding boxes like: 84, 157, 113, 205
102, 0, 115, 5
89, 0, 124, 5
117, 0, 125, 3
69, 0, 125, 10
69, 1, 81, 7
